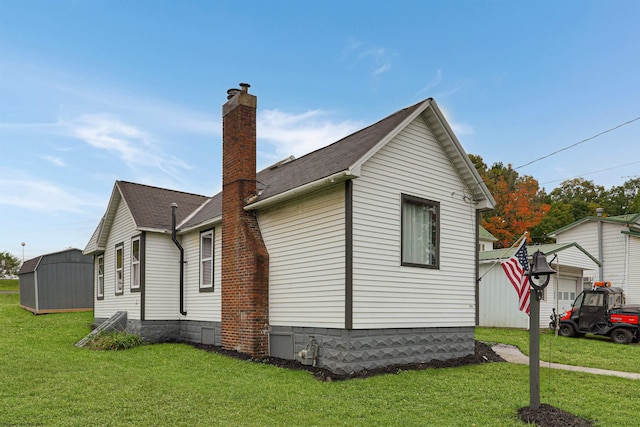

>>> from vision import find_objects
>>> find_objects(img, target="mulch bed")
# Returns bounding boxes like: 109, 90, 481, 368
192, 340, 594, 426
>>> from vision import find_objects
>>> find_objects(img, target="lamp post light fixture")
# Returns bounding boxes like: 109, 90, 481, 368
527, 250, 556, 410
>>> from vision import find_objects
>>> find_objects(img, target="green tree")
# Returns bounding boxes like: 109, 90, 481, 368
0, 251, 21, 276
548, 177, 605, 219
604, 177, 640, 216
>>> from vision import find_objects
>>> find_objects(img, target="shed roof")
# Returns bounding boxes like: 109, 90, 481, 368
18, 248, 85, 274
479, 226, 498, 241
479, 242, 601, 267
549, 213, 640, 236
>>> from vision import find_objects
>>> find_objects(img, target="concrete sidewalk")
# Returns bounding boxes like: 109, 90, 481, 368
492, 343, 640, 380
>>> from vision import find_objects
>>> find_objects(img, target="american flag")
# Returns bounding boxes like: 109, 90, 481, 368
501, 238, 530, 315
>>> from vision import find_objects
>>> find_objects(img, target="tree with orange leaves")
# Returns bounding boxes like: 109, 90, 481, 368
470, 155, 550, 248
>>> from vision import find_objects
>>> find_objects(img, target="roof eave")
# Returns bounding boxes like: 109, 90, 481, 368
178, 216, 222, 234
245, 170, 357, 211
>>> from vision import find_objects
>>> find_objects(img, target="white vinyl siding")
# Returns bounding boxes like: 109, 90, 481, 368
94, 198, 140, 320
182, 226, 221, 321
143, 233, 180, 320
556, 222, 630, 291
351, 117, 477, 328
479, 247, 599, 329
259, 185, 345, 328
627, 236, 640, 304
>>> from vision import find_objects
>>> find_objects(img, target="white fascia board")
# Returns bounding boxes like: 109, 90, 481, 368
177, 216, 222, 234
426, 101, 496, 210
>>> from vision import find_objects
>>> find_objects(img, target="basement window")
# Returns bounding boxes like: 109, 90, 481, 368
200, 229, 214, 291
96, 254, 104, 300
115, 244, 124, 295
131, 236, 141, 291
401, 194, 439, 268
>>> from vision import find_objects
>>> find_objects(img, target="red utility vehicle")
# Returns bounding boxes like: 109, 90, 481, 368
553, 282, 640, 344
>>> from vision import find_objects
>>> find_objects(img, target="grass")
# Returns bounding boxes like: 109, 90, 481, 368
476, 327, 640, 374
0, 278, 18, 291
1, 293, 639, 426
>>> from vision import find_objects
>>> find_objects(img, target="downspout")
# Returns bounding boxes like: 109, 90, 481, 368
171, 203, 187, 316
596, 207, 604, 281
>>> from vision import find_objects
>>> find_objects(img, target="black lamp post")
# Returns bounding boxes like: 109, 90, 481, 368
527, 250, 556, 409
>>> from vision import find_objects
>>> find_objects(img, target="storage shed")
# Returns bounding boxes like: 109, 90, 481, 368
18, 248, 93, 314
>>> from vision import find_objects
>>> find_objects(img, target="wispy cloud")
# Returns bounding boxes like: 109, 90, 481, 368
64, 114, 193, 175
0, 171, 103, 213
439, 106, 475, 136
418, 69, 443, 94
41, 155, 66, 167
344, 40, 395, 80
257, 109, 362, 162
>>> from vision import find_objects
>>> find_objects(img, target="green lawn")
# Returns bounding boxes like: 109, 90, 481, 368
1, 293, 639, 426
0, 278, 18, 291
476, 327, 640, 374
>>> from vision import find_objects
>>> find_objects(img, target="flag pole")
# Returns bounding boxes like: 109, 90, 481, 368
479, 231, 528, 281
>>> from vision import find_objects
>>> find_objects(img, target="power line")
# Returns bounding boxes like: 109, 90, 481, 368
514, 116, 640, 170
539, 160, 640, 186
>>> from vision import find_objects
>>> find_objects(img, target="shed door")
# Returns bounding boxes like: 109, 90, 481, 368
557, 278, 578, 311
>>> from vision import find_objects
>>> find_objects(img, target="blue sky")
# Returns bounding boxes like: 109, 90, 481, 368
1, 0, 639, 261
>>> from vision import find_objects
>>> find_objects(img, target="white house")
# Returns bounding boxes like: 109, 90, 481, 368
84, 84, 495, 374
549, 212, 640, 305
479, 242, 600, 329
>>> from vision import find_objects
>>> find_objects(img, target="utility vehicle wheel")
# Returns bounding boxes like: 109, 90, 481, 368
611, 328, 633, 345
558, 323, 576, 337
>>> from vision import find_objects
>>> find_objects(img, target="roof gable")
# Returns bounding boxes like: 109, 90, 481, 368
85, 181, 208, 253
246, 98, 494, 211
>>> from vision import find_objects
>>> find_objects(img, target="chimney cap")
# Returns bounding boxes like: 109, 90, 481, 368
227, 88, 240, 100
596, 207, 604, 217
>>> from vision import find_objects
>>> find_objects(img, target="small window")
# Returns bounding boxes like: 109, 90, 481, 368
96, 254, 104, 299
131, 236, 141, 290
401, 194, 439, 268
200, 230, 214, 291
115, 244, 124, 295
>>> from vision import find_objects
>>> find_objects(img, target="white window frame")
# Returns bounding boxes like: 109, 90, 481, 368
115, 244, 124, 295
96, 254, 104, 299
200, 229, 214, 290
401, 194, 440, 269
131, 236, 141, 291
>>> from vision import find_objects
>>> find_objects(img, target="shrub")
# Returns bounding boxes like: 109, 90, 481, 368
86, 330, 143, 351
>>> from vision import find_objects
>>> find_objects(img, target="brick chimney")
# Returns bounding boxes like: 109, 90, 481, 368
221, 83, 270, 357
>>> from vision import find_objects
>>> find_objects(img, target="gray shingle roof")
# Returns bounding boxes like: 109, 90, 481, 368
117, 181, 209, 231
89, 97, 494, 238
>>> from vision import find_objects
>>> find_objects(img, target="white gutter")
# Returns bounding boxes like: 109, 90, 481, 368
245, 170, 358, 211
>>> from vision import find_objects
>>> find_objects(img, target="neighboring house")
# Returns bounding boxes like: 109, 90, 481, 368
479, 225, 497, 251
478, 242, 600, 329
549, 212, 640, 305
84, 84, 495, 374
18, 248, 93, 314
